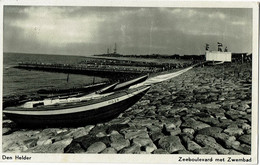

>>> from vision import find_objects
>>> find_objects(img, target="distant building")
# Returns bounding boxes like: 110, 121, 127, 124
206, 51, 232, 62
231, 53, 248, 62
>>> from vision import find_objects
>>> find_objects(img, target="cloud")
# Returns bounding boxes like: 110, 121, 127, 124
5, 7, 106, 45
4, 6, 253, 55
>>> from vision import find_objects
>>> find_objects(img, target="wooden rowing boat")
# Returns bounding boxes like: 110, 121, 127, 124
37, 82, 107, 98
36, 74, 148, 98
113, 74, 148, 91
3, 86, 150, 127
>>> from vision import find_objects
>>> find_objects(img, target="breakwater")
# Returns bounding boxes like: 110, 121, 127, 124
15, 62, 146, 76
15, 58, 196, 78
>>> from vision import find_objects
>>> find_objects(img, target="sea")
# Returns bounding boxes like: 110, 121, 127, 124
3, 53, 108, 97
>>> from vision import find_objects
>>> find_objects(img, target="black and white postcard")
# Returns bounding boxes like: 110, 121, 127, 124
0, 0, 258, 164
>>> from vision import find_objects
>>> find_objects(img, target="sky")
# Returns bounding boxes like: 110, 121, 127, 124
4, 6, 252, 56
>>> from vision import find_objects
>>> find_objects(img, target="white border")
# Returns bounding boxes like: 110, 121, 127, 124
0, 1, 258, 164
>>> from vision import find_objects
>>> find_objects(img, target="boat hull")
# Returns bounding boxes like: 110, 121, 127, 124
4, 86, 150, 127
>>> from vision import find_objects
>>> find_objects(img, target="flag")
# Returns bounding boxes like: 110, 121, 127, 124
205, 43, 209, 51
224, 47, 228, 52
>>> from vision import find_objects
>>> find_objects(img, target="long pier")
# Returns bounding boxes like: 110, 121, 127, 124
15, 62, 157, 77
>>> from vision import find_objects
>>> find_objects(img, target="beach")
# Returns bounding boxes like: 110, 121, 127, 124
2, 62, 252, 154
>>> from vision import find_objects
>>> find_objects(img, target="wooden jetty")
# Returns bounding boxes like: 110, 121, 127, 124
15, 62, 157, 77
